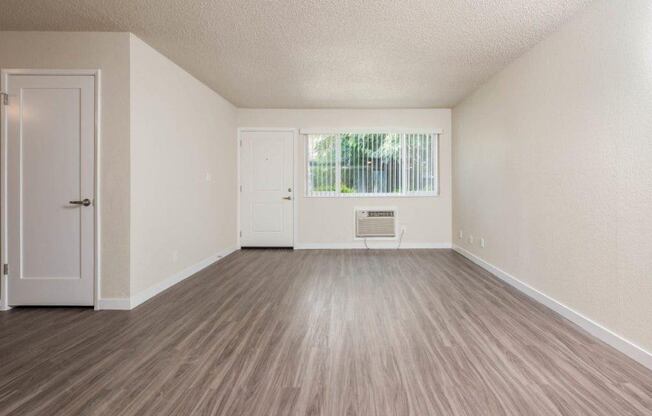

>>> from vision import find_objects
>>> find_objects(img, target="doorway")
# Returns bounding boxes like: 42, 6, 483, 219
1, 70, 99, 307
239, 129, 295, 247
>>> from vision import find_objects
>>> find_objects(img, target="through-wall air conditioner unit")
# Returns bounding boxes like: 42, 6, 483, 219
355, 209, 396, 238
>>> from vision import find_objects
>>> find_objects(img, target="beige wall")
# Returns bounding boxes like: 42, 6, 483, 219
237, 109, 452, 247
0, 32, 132, 298
0, 32, 239, 302
453, 0, 652, 351
129, 36, 238, 295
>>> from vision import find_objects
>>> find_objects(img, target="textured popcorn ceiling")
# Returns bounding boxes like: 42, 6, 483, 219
0, 0, 591, 108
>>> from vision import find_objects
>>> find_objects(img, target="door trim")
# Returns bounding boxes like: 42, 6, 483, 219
0, 68, 102, 310
237, 128, 298, 249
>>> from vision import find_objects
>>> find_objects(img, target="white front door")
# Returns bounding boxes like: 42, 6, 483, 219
240, 130, 294, 247
4, 73, 96, 306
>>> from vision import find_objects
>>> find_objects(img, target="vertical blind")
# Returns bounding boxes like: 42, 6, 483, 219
306, 132, 438, 197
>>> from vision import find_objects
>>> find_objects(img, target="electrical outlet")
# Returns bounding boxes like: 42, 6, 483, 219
468, 235, 474, 244
172, 250, 179, 263
480, 238, 485, 248
458, 230, 463, 240
205, 172, 212, 182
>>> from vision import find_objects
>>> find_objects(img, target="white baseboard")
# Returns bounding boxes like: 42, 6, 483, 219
453, 244, 652, 371
96, 297, 131, 310
294, 242, 452, 250
97, 247, 238, 311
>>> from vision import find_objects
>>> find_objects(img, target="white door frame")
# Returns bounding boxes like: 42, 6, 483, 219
0, 68, 102, 310
237, 128, 298, 248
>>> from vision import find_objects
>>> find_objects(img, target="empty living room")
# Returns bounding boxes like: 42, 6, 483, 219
0, 0, 651, 415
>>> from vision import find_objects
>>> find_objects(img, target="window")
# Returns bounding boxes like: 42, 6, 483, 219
306, 131, 438, 197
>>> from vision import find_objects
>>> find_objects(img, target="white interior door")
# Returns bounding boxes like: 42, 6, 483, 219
5, 73, 95, 306
240, 130, 294, 247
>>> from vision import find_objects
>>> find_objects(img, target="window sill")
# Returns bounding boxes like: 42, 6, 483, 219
305, 193, 439, 198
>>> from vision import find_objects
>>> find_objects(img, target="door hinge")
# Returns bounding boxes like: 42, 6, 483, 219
0, 92, 8, 106
239, 231, 242, 237
2, 264, 8, 275
240, 185, 242, 192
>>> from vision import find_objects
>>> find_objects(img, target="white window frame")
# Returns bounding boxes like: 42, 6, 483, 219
302, 129, 441, 198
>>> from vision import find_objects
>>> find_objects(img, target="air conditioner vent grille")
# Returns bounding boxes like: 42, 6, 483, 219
367, 211, 394, 218
356, 209, 396, 238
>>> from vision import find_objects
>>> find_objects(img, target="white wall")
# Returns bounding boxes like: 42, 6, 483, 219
237, 109, 452, 248
453, 0, 652, 353
129, 36, 238, 297
0, 32, 132, 298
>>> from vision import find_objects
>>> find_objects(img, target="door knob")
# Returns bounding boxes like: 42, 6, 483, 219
282, 196, 292, 200
70, 199, 91, 207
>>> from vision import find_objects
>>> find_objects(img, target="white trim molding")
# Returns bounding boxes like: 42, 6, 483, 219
95, 297, 131, 310
299, 127, 443, 135
453, 245, 652, 371
295, 242, 452, 250
0, 71, 7, 311
97, 247, 238, 310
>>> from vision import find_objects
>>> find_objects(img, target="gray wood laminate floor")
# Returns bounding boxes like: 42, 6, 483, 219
0, 249, 651, 415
